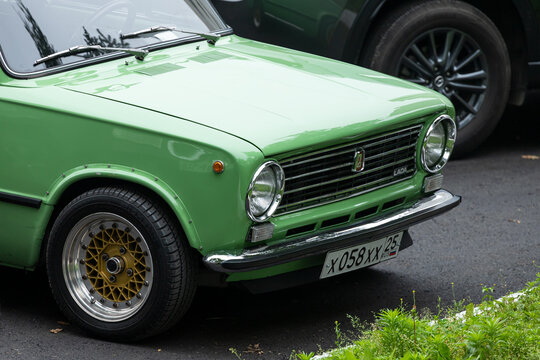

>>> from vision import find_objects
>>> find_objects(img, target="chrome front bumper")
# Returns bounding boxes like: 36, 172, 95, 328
203, 189, 461, 273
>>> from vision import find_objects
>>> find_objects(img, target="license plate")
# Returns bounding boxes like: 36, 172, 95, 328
319, 232, 403, 279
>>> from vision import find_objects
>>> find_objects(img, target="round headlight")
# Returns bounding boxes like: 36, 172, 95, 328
246, 161, 285, 222
421, 115, 457, 173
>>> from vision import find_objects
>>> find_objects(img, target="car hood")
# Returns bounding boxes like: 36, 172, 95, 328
55, 36, 448, 156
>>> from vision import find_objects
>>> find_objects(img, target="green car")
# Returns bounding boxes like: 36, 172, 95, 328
0, 0, 460, 340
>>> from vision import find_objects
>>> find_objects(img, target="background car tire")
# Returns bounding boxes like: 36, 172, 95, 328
46, 186, 196, 341
361, 0, 511, 157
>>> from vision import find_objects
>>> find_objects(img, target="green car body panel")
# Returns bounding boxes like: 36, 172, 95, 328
1, 35, 454, 282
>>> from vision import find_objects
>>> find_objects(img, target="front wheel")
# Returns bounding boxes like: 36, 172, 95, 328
46, 186, 196, 341
362, 0, 510, 157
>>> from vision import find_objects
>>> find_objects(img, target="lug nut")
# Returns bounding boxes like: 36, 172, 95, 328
136, 293, 142, 299
90, 297, 96, 304
88, 232, 94, 238
144, 281, 149, 287
113, 303, 118, 308
90, 288, 95, 294
119, 247, 126, 255
99, 298, 105, 304
126, 301, 132, 307
127, 269, 133, 277
79, 259, 85, 265
82, 275, 88, 280
109, 275, 116, 282
81, 244, 87, 250
102, 253, 109, 261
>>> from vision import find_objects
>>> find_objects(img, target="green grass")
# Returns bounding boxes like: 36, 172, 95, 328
294, 273, 540, 360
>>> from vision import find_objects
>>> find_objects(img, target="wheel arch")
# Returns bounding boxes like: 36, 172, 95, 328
40, 165, 201, 266
341, 0, 531, 105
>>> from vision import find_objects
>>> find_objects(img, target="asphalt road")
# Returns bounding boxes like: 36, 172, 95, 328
1, 95, 539, 359
1, 13, 539, 359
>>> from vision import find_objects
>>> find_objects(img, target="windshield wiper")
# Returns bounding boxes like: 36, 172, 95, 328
33, 45, 149, 67
120, 26, 220, 45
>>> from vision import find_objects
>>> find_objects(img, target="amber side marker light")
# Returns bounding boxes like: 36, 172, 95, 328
213, 161, 224, 174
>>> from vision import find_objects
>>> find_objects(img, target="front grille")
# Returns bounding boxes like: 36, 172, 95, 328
276, 125, 423, 215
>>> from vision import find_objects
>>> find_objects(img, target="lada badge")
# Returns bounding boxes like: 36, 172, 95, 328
352, 149, 365, 173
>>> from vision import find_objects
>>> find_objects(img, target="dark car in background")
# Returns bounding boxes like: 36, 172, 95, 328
213, 0, 540, 156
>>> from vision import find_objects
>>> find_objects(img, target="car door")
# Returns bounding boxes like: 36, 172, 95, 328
264, 0, 345, 37
0, 81, 53, 270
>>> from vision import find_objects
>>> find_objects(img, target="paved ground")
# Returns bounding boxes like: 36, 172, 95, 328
1, 7, 539, 357
1, 93, 538, 359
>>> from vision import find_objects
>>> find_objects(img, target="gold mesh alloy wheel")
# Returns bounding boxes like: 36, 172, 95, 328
85, 225, 147, 303
62, 212, 153, 322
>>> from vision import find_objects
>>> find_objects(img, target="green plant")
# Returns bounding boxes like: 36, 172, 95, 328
481, 283, 496, 302
293, 351, 315, 360
335, 321, 345, 348
229, 347, 244, 360
300, 273, 540, 360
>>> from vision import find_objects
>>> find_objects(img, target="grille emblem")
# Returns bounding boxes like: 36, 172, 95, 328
352, 149, 365, 173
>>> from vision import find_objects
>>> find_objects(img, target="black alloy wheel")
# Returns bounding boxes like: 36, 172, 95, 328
362, 0, 510, 157
398, 28, 488, 130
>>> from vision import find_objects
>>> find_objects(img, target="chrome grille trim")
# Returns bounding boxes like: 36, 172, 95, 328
276, 125, 423, 215
281, 149, 355, 169
286, 162, 354, 181
283, 156, 414, 195
280, 169, 416, 209
365, 143, 416, 160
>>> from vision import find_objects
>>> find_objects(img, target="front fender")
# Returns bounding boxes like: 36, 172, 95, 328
44, 164, 202, 250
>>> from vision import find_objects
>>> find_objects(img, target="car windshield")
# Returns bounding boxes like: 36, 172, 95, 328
0, 0, 228, 75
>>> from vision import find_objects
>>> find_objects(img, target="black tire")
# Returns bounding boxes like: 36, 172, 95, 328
362, 0, 510, 157
46, 186, 196, 341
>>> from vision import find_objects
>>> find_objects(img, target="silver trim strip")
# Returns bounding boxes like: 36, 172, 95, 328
361, 130, 421, 149
280, 125, 423, 164
278, 169, 415, 211
282, 149, 355, 169
276, 125, 422, 215
365, 143, 416, 161
204, 190, 460, 272
286, 162, 354, 181
283, 156, 414, 195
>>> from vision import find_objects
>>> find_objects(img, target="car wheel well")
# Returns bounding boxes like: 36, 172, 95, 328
40, 178, 194, 268
356, 0, 527, 105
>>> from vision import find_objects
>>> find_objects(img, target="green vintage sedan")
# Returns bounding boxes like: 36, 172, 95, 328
0, 0, 460, 340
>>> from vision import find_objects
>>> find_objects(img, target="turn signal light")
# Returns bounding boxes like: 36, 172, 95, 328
213, 161, 224, 174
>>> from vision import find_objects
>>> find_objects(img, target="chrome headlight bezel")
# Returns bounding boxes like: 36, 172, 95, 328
246, 161, 285, 222
421, 115, 457, 173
